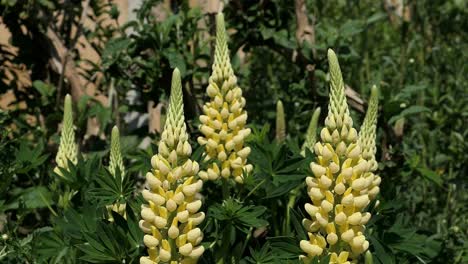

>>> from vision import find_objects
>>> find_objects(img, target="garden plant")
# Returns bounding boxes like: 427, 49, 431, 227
0, 1, 466, 264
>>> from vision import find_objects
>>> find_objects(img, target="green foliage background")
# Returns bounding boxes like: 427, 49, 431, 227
0, 0, 466, 263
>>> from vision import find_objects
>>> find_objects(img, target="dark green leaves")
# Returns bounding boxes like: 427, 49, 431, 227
416, 167, 443, 187
4, 186, 53, 210
88, 168, 134, 207
209, 199, 268, 233
247, 127, 309, 199
388, 106, 431, 124
14, 141, 49, 174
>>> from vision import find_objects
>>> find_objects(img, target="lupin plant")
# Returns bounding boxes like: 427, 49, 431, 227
276, 100, 286, 143
54, 94, 78, 176
197, 13, 252, 184
140, 68, 205, 264
299, 49, 379, 263
107, 126, 126, 219
358, 86, 380, 201
301, 107, 321, 156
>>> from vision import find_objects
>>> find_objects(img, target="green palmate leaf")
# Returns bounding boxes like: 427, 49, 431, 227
248, 134, 307, 199
77, 219, 141, 263
89, 168, 134, 206
34, 227, 77, 264
209, 199, 268, 233
57, 207, 100, 240
248, 143, 273, 173
242, 242, 292, 264
14, 141, 49, 174
54, 154, 101, 190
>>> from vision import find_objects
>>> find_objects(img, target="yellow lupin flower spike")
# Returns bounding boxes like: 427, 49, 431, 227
197, 12, 252, 184
300, 49, 377, 263
54, 94, 78, 176
359, 86, 380, 200
276, 100, 286, 143
140, 69, 205, 264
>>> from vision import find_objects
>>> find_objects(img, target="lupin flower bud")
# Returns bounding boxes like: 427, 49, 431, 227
109, 126, 125, 178
107, 126, 126, 220
140, 69, 205, 264
276, 100, 286, 143
54, 94, 78, 177
301, 107, 321, 156
197, 12, 252, 184
365, 250, 374, 264
359, 86, 380, 200
300, 49, 379, 263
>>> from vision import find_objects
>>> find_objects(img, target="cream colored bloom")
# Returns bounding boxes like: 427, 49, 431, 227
140, 69, 205, 264
197, 13, 252, 184
300, 49, 378, 262
54, 94, 77, 176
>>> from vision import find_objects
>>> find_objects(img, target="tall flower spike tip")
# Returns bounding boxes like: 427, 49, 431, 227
197, 12, 252, 184
327, 49, 351, 128
140, 68, 205, 264
300, 49, 375, 263
359, 85, 380, 200
109, 126, 125, 178
107, 126, 127, 220
276, 100, 286, 143
359, 85, 379, 171
54, 94, 78, 177
301, 107, 321, 156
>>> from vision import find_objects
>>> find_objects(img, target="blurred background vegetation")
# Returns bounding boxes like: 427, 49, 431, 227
0, 0, 466, 263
